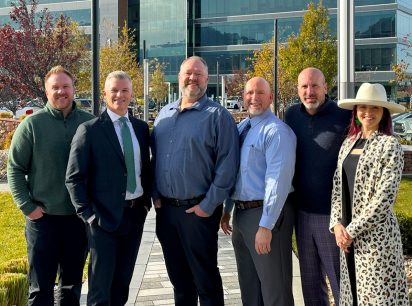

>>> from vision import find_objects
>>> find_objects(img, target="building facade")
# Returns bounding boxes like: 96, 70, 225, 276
1, 0, 411, 99
139, 0, 412, 99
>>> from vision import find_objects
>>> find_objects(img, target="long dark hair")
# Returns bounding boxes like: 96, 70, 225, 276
347, 105, 393, 137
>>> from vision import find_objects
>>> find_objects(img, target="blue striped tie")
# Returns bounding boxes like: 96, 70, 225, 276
239, 121, 251, 148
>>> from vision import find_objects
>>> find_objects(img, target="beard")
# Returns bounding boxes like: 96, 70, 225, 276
181, 82, 207, 100
302, 99, 322, 112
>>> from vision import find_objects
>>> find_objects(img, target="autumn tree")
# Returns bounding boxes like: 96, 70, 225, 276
391, 33, 412, 108
279, 1, 337, 91
0, 0, 89, 106
225, 69, 249, 98
249, 1, 337, 111
77, 23, 144, 104
150, 60, 168, 108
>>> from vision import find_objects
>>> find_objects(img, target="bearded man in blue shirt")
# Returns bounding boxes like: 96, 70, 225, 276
221, 77, 297, 306
151, 56, 239, 306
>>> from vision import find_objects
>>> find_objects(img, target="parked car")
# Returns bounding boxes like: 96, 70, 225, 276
392, 111, 412, 124
75, 98, 92, 113
226, 96, 243, 109
394, 116, 412, 141
15, 101, 42, 118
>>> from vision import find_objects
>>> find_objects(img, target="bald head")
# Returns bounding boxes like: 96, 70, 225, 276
297, 67, 328, 115
243, 77, 273, 117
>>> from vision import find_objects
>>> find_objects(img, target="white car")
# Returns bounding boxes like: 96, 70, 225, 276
15, 102, 41, 118
226, 96, 243, 110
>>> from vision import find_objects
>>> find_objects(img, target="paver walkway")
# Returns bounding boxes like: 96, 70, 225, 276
81, 210, 304, 305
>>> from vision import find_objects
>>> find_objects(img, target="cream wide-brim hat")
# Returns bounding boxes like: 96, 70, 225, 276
338, 83, 405, 114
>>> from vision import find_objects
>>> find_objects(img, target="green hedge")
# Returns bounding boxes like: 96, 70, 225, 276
396, 212, 412, 255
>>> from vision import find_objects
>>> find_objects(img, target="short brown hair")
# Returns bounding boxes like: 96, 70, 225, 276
44, 66, 74, 84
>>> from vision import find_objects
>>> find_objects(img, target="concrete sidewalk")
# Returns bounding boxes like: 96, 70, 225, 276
81, 209, 304, 305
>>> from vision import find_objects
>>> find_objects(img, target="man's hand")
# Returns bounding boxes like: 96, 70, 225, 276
27, 206, 44, 220
154, 198, 162, 209
186, 204, 209, 217
220, 212, 232, 235
255, 227, 272, 255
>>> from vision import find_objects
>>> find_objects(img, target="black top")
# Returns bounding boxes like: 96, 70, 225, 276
341, 138, 367, 226
284, 97, 351, 214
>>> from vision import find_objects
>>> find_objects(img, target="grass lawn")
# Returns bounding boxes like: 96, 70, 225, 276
0, 192, 89, 279
394, 177, 412, 217
1, 178, 411, 264
0, 192, 26, 263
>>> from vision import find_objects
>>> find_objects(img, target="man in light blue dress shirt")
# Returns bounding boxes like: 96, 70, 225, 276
221, 77, 297, 306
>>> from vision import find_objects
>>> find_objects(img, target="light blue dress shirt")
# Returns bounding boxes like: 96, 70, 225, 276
225, 109, 296, 230
152, 94, 239, 215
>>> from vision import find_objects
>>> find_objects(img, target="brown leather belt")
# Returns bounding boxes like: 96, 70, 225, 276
234, 200, 263, 210
124, 196, 144, 208
161, 195, 205, 207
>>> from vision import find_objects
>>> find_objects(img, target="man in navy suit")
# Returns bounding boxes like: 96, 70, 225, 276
66, 71, 151, 306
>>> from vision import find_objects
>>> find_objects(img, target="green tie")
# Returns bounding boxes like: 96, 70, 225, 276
119, 117, 136, 193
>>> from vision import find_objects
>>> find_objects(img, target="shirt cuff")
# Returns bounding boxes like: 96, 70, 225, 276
87, 214, 96, 224
259, 215, 276, 231
224, 198, 234, 213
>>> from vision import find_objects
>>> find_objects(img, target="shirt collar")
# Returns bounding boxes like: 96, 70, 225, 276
107, 108, 129, 122
248, 108, 273, 127
170, 94, 208, 112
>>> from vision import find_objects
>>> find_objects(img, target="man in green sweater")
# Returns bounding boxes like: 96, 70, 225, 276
7, 66, 94, 306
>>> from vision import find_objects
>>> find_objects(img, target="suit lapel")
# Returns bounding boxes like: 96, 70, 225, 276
100, 111, 125, 164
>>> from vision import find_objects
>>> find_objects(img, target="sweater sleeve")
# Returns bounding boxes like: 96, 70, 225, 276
7, 121, 38, 215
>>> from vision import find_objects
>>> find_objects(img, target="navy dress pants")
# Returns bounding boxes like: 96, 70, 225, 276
156, 203, 224, 306
295, 210, 340, 306
25, 214, 88, 306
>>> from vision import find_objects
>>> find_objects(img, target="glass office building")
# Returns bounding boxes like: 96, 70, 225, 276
0, 0, 92, 33
139, 0, 412, 98
1, 0, 411, 98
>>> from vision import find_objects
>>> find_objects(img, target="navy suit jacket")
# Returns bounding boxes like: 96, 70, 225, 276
66, 110, 151, 232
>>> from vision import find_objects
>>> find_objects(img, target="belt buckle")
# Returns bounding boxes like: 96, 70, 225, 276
238, 202, 245, 210
130, 199, 136, 208
173, 199, 181, 207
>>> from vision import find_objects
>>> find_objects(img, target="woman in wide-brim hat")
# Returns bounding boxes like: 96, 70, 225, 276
329, 83, 409, 305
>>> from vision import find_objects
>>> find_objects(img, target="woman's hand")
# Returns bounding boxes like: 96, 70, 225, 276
334, 223, 353, 253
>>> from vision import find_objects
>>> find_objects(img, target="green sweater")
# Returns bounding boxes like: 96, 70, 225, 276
7, 102, 94, 216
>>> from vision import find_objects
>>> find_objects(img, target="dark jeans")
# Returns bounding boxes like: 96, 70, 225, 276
25, 214, 88, 306
156, 204, 224, 306
86, 206, 147, 306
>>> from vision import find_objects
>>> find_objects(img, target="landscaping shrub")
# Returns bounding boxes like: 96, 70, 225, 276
0, 288, 8, 306
0, 273, 28, 306
0, 150, 7, 181
396, 211, 412, 256
0, 258, 28, 275
2, 130, 14, 150
0, 113, 12, 119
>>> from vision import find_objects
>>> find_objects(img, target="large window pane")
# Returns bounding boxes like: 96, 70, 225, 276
355, 44, 395, 71
194, 0, 395, 19
139, 0, 187, 76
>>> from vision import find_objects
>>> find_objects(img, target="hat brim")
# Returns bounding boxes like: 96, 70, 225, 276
338, 99, 405, 114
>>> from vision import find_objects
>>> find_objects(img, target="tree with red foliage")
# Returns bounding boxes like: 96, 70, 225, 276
225, 69, 249, 98
0, 0, 88, 105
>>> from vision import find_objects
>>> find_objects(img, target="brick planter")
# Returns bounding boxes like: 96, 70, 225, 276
403, 147, 412, 175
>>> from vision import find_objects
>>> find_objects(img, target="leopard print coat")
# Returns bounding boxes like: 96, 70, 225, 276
330, 132, 409, 305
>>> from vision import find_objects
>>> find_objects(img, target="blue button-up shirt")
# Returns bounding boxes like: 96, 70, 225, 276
225, 109, 296, 230
152, 94, 239, 215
